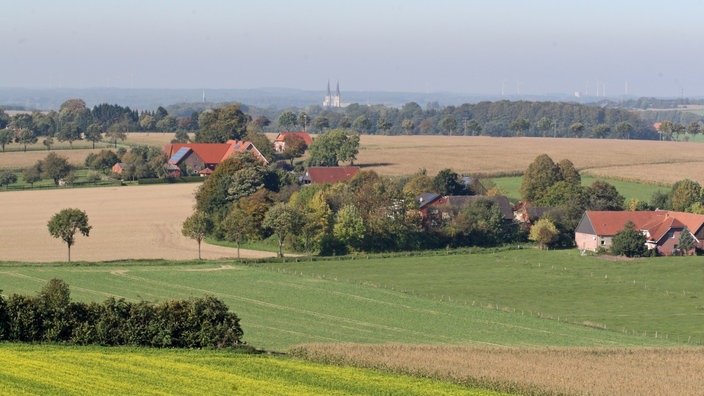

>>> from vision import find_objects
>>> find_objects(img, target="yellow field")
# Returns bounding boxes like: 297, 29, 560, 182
356, 135, 704, 185
294, 343, 704, 396
4, 134, 700, 184
0, 184, 273, 262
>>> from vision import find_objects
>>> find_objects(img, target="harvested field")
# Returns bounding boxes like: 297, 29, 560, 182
293, 343, 704, 396
355, 135, 704, 184
0, 184, 272, 262
0, 149, 102, 170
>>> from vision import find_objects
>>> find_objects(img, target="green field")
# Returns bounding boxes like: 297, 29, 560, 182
273, 249, 704, 345
0, 344, 499, 396
0, 256, 676, 352
491, 175, 668, 202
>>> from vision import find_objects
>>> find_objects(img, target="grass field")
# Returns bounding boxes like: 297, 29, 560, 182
0, 258, 676, 352
0, 344, 497, 396
491, 175, 668, 202
272, 249, 704, 345
293, 344, 704, 396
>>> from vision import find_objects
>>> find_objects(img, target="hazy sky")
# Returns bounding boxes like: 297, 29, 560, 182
3, 0, 704, 97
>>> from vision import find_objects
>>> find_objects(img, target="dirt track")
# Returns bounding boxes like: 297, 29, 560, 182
0, 184, 275, 262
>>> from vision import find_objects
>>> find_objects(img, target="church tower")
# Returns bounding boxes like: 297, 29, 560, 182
323, 81, 332, 107
323, 80, 341, 108
333, 81, 341, 107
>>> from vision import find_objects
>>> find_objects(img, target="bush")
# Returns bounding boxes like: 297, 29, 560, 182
0, 279, 243, 348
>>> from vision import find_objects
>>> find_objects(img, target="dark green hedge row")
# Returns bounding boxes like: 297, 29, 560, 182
0, 279, 243, 348
137, 176, 204, 185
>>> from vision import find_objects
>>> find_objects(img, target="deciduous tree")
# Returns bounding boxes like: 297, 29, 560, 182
262, 203, 302, 258
277, 111, 297, 132
529, 218, 558, 250
610, 221, 646, 257
16, 128, 37, 151
433, 169, 467, 196
307, 130, 360, 166
197, 104, 250, 142
221, 207, 256, 258
40, 152, 72, 186
671, 179, 702, 212
182, 211, 212, 259
0, 170, 17, 188
47, 208, 92, 262
22, 163, 42, 187
520, 154, 561, 203
281, 134, 308, 165
0, 129, 13, 151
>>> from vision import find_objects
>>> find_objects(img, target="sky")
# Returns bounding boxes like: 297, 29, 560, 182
3, 0, 704, 97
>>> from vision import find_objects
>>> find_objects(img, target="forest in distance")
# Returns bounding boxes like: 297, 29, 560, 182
3, 94, 704, 145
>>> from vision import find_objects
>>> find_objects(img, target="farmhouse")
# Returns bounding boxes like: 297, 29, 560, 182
513, 202, 557, 226
575, 210, 704, 255
302, 166, 360, 184
163, 139, 268, 175
273, 132, 313, 152
111, 162, 131, 175
418, 193, 514, 226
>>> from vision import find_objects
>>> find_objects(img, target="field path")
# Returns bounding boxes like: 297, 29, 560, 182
0, 184, 275, 262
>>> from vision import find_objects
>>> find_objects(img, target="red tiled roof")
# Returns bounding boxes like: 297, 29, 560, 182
586, 210, 704, 240
305, 166, 360, 184
274, 132, 313, 145
164, 143, 232, 165
586, 211, 661, 236
164, 140, 268, 166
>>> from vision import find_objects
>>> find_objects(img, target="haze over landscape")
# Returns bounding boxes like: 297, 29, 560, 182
4, 0, 704, 98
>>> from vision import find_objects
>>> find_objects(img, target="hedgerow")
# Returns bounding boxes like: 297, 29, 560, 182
0, 279, 243, 348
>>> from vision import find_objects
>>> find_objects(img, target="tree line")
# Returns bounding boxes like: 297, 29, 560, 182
0, 279, 244, 348
6, 97, 704, 154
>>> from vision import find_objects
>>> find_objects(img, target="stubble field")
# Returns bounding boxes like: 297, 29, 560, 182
293, 344, 704, 396
355, 135, 704, 185
0, 184, 270, 262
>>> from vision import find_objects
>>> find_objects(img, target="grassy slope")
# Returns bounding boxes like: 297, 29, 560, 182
0, 344, 498, 396
491, 175, 667, 201
0, 259, 675, 352
274, 249, 704, 344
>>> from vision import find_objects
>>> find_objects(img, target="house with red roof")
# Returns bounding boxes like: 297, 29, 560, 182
575, 210, 704, 255
302, 166, 360, 184
274, 132, 313, 152
163, 139, 268, 175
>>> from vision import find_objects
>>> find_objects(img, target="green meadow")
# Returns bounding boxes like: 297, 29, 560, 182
491, 175, 668, 202
0, 252, 682, 352
273, 249, 704, 345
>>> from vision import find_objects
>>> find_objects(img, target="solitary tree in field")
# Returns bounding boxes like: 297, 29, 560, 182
182, 211, 212, 259
47, 208, 92, 262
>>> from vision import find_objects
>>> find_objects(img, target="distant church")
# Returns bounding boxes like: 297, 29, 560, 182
323, 81, 341, 108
